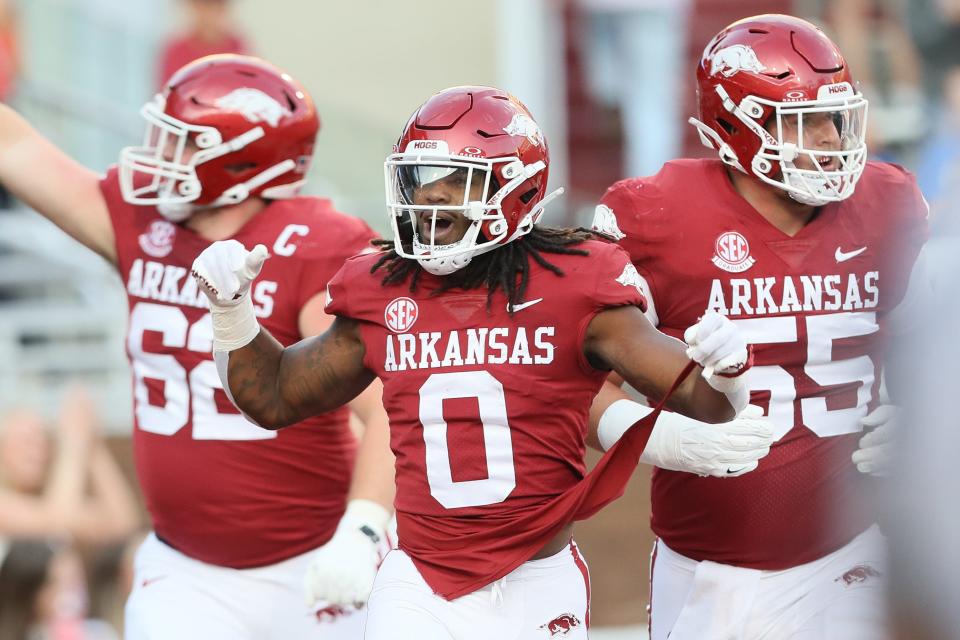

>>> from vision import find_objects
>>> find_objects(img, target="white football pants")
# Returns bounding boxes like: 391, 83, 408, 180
365, 541, 591, 639
649, 524, 888, 640
125, 533, 366, 640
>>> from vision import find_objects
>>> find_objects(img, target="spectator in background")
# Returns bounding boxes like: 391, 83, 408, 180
907, 0, 960, 101
0, 388, 140, 546
575, 0, 691, 177
816, 0, 927, 156
157, 0, 249, 88
0, 540, 118, 640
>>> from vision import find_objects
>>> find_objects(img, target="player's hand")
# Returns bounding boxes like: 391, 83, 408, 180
190, 240, 268, 307
852, 405, 899, 477
643, 405, 774, 477
683, 311, 749, 378
304, 500, 389, 608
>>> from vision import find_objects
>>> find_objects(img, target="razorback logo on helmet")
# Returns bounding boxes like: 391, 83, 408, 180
138, 220, 177, 258
712, 231, 755, 273
539, 613, 581, 636
384, 297, 419, 333
503, 113, 544, 147
709, 44, 767, 78
213, 88, 292, 127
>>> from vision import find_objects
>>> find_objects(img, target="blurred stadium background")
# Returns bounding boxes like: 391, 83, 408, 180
2, 0, 957, 637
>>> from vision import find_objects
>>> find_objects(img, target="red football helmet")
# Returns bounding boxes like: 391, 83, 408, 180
384, 86, 562, 275
689, 14, 868, 205
119, 54, 319, 221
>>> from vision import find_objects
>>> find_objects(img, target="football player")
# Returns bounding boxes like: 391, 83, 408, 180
0, 54, 394, 639
591, 14, 928, 640
193, 85, 776, 638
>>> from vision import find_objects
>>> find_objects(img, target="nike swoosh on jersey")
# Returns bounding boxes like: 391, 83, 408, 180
835, 246, 867, 262
141, 575, 168, 588
507, 297, 544, 313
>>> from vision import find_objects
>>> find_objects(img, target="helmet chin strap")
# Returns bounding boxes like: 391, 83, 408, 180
782, 167, 835, 206
413, 224, 485, 276
416, 249, 476, 276
157, 201, 196, 222
688, 116, 747, 174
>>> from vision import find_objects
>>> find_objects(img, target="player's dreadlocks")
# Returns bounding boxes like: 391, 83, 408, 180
370, 226, 605, 313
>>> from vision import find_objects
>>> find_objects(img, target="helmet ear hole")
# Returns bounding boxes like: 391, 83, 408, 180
225, 162, 257, 174
519, 187, 538, 204
717, 118, 736, 135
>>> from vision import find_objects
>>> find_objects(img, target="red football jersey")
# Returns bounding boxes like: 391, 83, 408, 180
101, 167, 376, 568
600, 159, 927, 569
325, 240, 647, 598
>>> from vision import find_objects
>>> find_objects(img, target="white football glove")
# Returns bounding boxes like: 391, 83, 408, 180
683, 311, 749, 379
304, 499, 390, 608
640, 404, 774, 477
191, 240, 268, 352
852, 405, 899, 477
191, 240, 268, 307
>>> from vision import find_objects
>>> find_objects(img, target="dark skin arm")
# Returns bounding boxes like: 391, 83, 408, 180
583, 305, 736, 424
225, 316, 374, 429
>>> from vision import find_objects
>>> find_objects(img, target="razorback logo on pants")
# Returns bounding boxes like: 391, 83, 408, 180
540, 613, 581, 635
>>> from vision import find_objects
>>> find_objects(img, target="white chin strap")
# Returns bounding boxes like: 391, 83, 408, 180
414, 243, 477, 275
412, 225, 484, 276
157, 202, 196, 222
783, 172, 833, 206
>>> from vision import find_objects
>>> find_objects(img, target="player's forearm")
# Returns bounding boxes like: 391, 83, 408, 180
0, 104, 116, 263
0, 104, 51, 206
0, 102, 31, 149
220, 328, 307, 429
667, 373, 738, 423
587, 380, 633, 451
222, 325, 371, 428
